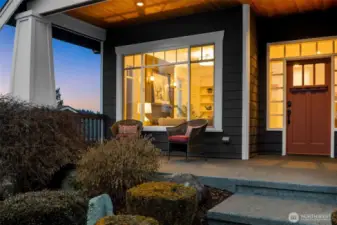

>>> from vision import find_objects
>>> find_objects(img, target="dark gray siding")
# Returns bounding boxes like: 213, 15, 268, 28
249, 10, 258, 157
103, 6, 243, 159
257, 8, 337, 155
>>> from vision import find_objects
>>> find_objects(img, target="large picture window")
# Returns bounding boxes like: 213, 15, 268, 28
123, 45, 215, 128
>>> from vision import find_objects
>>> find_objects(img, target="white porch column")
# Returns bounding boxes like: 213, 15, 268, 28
10, 10, 56, 106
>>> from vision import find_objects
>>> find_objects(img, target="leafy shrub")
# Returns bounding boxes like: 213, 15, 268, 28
0, 190, 88, 225
96, 215, 159, 225
332, 210, 337, 225
126, 182, 197, 225
0, 95, 87, 193
76, 136, 161, 207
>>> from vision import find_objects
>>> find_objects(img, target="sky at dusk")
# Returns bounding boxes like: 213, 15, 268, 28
0, 25, 101, 112
0, 0, 7, 9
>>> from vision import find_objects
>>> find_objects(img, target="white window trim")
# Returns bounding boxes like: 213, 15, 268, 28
266, 36, 337, 158
115, 30, 225, 132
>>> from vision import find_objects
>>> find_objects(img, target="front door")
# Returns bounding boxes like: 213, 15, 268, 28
286, 58, 331, 155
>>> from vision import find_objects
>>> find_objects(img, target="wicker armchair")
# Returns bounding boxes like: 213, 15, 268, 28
111, 119, 143, 138
166, 119, 208, 161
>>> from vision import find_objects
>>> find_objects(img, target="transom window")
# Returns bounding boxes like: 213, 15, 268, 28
268, 38, 337, 130
123, 45, 215, 128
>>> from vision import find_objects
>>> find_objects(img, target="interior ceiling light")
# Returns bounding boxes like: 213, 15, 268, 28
136, 1, 144, 7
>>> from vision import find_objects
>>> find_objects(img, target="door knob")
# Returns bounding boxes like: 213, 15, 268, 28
287, 101, 292, 107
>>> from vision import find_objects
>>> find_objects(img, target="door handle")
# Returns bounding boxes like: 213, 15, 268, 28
287, 109, 291, 125
287, 101, 292, 108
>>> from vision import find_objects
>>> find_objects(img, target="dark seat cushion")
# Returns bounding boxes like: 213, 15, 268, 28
168, 135, 189, 143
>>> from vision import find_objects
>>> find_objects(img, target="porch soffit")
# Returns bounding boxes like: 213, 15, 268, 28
66, 0, 337, 28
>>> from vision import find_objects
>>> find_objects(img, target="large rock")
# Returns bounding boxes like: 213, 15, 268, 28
0, 176, 16, 200
60, 169, 78, 191
87, 194, 114, 225
168, 173, 209, 204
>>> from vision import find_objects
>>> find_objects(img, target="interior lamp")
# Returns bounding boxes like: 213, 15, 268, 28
150, 75, 155, 81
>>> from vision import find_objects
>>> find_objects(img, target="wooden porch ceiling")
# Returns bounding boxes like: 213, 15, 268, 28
67, 0, 337, 28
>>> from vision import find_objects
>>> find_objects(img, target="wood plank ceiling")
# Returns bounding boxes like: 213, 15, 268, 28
67, 0, 337, 28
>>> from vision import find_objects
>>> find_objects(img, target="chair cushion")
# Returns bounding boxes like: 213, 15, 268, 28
118, 125, 138, 134
168, 135, 189, 143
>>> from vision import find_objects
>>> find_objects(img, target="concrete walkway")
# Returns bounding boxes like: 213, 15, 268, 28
159, 155, 337, 187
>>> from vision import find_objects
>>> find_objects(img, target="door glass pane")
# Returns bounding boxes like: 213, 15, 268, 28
191, 47, 202, 61
124, 69, 142, 120
317, 40, 333, 54
202, 45, 214, 60
191, 63, 214, 127
154, 51, 165, 64
285, 44, 300, 57
269, 45, 284, 59
304, 64, 314, 85
269, 115, 283, 129
293, 65, 303, 86
271, 75, 283, 88
270, 89, 283, 101
177, 48, 188, 62
270, 102, 283, 115
124, 55, 134, 68
315, 63, 325, 85
270, 61, 283, 75
165, 50, 176, 63
301, 42, 316, 56
134, 54, 142, 67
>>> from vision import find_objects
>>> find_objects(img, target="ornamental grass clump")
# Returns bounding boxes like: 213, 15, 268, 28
96, 215, 159, 225
332, 210, 337, 225
76, 136, 161, 206
0, 190, 88, 225
0, 95, 87, 193
126, 182, 198, 225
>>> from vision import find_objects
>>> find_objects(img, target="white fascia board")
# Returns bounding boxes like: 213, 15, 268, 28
46, 13, 106, 41
27, 0, 107, 15
0, 0, 24, 30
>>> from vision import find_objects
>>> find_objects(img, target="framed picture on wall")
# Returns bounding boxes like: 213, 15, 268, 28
153, 72, 170, 104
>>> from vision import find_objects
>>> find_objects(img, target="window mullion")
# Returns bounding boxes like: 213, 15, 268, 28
187, 47, 191, 121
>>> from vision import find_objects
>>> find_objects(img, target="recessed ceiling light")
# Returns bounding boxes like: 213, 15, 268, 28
136, 1, 144, 7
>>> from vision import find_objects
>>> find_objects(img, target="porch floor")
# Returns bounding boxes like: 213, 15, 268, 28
159, 155, 337, 187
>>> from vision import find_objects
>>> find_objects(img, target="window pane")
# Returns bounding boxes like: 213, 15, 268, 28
165, 50, 176, 63
315, 63, 325, 85
124, 55, 134, 68
270, 102, 283, 115
191, 47, 202, 61
285, 44, 300, 57
335, 57, 337, 73
145, 64, 188, 126
293, 65, 303, 86
144, 53, 154, 65
134, 54, 142, 67
177, 48, 188, 62
191, 62, 214, 127
335, 40, 337, 53
335, 86, 337, 101
301, 42, 316, 56
335, 72, 337, 86
270, 89, 283, 101
317, 40, 333, 54
270, 61, 283, 75
271, 75, 283, 88
124, 69, 141, 120
269, 115, 283, 129
304, 64, 313, 85
269, 45, 284, 59
154, 51, 165, 64
202, 45, 214, 60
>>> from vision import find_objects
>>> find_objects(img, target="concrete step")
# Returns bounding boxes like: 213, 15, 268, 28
207, 193, 336, 225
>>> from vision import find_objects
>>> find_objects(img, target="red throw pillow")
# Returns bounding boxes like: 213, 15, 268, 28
118, 125, 138, 134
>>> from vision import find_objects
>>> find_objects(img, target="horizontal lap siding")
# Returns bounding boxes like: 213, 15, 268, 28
257, 8, 337, 155
103, 6, 243, 159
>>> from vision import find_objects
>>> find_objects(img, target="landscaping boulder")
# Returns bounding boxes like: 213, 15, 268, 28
168, 173, 209, 204
0, 176, 16, 200
61, 169, 77, 190
87, 194, 114, 225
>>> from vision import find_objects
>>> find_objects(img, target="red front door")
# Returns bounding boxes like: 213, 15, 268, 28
286, 58, 331, 155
